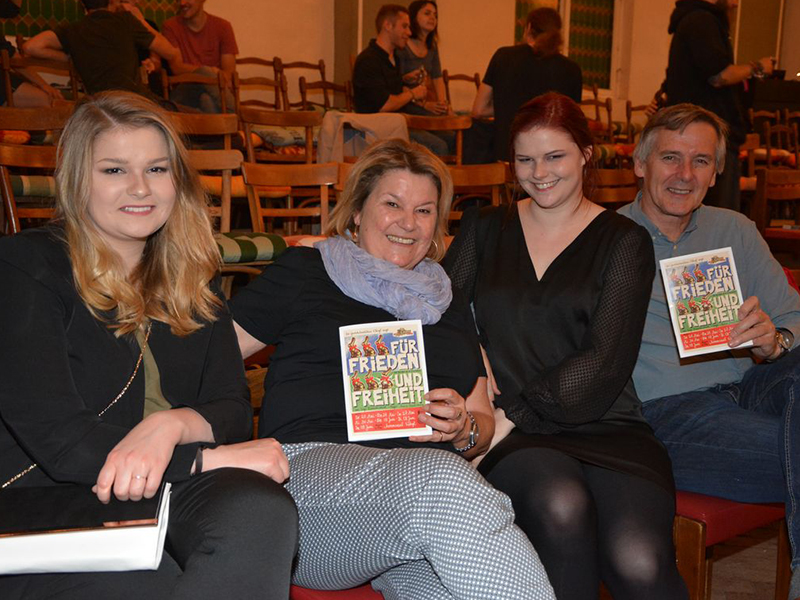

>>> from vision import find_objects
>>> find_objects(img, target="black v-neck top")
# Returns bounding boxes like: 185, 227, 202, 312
445, 205, 674, 491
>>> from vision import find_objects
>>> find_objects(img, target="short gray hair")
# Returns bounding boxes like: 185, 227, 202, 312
633, 103, 729, 174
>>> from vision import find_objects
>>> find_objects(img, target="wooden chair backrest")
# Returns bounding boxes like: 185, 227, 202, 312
239, 106, 323, 164
764, 122, 799, 169
167, 111, 238, 151
161, 71, 230, 112
581, 95, 613, 143
188, 148, 243, 233
232, 70, 286, 113
749, 108, 781, 143
448, 162, 506, 219
441, 70, 480, 107
625, 100, 649, 144
277, 58, 326, 110
299, 76, 352, 112
0, 104, 73, 133
403, 114, 472, 165
0, 144, 58, 234
594, 168, 639, 206
751, 168, 800, 234
242, 161, 339, 233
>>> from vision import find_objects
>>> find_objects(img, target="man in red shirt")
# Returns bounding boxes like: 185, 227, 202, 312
161, 0, 238, 112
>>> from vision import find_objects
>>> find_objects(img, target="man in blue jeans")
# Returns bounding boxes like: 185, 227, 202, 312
618, 103, 800, 599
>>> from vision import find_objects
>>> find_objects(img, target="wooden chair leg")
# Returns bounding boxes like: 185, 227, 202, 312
776, 518, 792, 600
674, 515, 708, 600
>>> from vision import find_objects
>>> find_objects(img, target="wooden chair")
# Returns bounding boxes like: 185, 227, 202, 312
595, 168, 639, 207
233, 69, 285, 113
764, 121, 799, 170
441, 70, 480, 108
674, 489, 790, 600
0, 144, 58, 233
299, 76, 352, 112
625, 100, 649, 144
161, 70, 231, 113
188, 148, 242, 234
0, 103, 73, 139
239, 105, 323, 165
750, 168, 800, 258
403, 114, 472, 165
242, 161, 338, 235
277, 58, 326, 110
749, 108, 781, 143
448, 162, 505, 221
581, 94, 613, 144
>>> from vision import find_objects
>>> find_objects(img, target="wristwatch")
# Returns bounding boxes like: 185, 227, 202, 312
454, 411, 479, 453
771, 328, 794, 360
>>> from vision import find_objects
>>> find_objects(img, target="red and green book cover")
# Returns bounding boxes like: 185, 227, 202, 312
659, 247, 751, 358
339, 319, 431, 442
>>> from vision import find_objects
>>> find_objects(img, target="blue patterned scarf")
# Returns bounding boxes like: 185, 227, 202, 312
315, 235, 452, 325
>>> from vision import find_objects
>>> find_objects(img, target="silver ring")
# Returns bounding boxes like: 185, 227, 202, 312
133, 475, 144, 480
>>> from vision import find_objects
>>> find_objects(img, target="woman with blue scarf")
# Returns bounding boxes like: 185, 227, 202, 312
230, 139, 554, 600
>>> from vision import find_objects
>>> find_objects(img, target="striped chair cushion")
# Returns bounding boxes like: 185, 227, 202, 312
215, 232, 287, 263
10, 175, 56, 197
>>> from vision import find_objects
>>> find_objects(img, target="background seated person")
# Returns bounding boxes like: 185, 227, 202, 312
353, 4, 453, 157
396, 1, 448, 114
0, 92, 297, 599
161, 0, 237, 113
230, 139, 555, 600
22, 0, 192, 106
0, 0, 64, 106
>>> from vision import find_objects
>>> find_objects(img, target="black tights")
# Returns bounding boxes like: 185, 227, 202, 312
0, 468, 298, 600
485, 448, 688, 600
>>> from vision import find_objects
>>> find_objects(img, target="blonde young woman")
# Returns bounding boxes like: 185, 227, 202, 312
0, 91, 297, 599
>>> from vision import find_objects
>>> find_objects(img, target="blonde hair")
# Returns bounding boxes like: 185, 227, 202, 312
54, 91, 221, 337
324, 138, 452, 262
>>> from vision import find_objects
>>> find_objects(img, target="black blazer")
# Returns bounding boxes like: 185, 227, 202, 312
0, 227, 251, 488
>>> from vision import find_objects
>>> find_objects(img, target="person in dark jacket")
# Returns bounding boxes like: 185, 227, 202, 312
665, 0, 773, 212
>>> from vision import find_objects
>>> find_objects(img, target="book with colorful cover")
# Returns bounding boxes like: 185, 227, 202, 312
659, 247, 751, 358
339, 319, 432, 442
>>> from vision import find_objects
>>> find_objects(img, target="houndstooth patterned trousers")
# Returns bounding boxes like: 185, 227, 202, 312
284, 442, 555, 600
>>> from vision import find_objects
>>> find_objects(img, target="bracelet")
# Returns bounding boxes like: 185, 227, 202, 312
193, 445, 205, 476
749, 61, 766, 80
454, 411, 479, 453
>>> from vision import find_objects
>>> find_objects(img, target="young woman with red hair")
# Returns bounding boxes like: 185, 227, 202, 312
445, 92, 687, 599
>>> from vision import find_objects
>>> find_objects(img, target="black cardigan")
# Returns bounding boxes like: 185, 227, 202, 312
0, 227, 251, 488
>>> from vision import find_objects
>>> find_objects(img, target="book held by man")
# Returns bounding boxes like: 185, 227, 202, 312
659, 247, 751, 358
0, 482, 171, 574
339, 319, 432, 442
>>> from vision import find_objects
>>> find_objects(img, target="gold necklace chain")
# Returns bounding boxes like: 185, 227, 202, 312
1, 323, 152, 489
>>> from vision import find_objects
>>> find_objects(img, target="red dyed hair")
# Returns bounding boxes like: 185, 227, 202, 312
508, 92, 596, 199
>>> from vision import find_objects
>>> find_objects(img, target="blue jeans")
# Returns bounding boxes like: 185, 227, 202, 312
641, 349, 800, 567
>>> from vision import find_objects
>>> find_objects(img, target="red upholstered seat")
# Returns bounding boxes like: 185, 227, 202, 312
673, 491, 790, 600
290, 585, 382, 600
675, 490, 785, 547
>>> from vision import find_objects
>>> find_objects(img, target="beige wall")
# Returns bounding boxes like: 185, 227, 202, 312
780, 0, 800, 81
437, 0, 516, 113
213, 0, 335, 106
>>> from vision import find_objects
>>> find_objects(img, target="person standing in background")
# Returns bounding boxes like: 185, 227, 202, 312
467, 7, 582, 163
665, 0, 773, 212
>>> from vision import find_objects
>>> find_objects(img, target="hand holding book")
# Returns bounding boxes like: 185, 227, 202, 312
728, 296, 780, 359
409, 388, 469, 444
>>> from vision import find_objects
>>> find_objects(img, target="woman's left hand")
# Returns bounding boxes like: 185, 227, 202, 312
409, 387, 468, 445
93, 411, 185, 503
